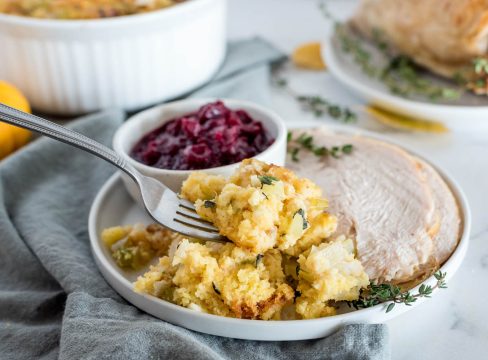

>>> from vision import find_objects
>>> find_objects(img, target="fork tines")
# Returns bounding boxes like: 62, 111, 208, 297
174, 199, 219, 233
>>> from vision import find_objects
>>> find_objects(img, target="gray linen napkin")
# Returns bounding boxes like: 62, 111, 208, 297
0, 38, 389, 360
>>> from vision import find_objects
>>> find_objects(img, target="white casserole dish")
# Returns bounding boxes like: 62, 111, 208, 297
0, 0, 227, 115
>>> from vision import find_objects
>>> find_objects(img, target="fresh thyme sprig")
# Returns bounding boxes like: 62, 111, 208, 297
319, 2, 378, 78
348, 271, 447, 313
338, 24, 461, 100
335, 23, 378, 77
274, 78, 357, 123
318, 1, 334, 22
320, 2, 462, 101
288, 132, 353, 162
473, 58, 488, 75
297, 95, 357, 122
466, 58, 488, 94
381, 55, 460, 100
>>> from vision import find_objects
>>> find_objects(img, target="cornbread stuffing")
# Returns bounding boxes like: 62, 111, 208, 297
181, 159, 337, 255
105, 159, 369, 319
296, 237, 369, 319
102, 223, 184, 270
0, 0, 183, 19
135, 240, 294, 319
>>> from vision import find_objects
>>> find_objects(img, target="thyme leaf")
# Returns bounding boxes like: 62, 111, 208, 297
258, 175, 279, 186
313, 146, 328, 156
347, 271, 448, 313
290, 147, 300, 162
204, 200, 216, 208
288, 132, 354, 161
274, 77, 357, 123
466, 58, 488, 93
342, 144, 353, 154
474, 58, 488, 75
380, 55, 461, 100
256, 254, 264, 267
295, 208, 309, 230
294, 290, 302, 303
212, 282, 221, 295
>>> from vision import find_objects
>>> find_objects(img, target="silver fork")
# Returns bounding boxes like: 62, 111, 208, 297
0, 103, 226, 242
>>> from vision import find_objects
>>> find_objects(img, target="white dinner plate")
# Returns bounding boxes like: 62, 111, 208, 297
322, 27, 488, 132
88, 128, 470, 341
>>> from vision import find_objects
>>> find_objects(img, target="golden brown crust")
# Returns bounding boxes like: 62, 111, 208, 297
0, 0, 181, 19
352, 0, 488, 78
230, 284, 294, 320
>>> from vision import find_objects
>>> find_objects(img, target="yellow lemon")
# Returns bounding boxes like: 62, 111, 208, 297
0, 81, 32, 158
0, 124, 16, 159
365, 105, 449, 133
11, 125, 32, 149
292, 42, 327, 70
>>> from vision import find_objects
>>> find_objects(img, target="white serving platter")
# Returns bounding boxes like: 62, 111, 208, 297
89, 128, 470, 341
322, 28, 488, 132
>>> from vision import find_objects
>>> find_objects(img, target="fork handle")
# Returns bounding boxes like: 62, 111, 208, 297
0, 102, 138, 181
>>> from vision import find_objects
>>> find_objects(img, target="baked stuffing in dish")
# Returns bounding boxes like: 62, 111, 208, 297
0, 0, 183, 19
104, 159, 369, 320
181, 159, 336, 255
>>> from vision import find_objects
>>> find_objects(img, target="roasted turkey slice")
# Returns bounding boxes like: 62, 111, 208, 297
415, 158, 462, 267
351, 0, 488, 80
287, 129, 459, 284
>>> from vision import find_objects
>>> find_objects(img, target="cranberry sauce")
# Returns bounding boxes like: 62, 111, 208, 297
130, 101, 274, 170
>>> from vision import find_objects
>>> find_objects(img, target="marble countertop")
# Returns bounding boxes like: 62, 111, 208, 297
228, 0, 488, 358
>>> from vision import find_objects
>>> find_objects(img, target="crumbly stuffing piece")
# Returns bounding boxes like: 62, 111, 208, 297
181, 159, 337, 255
135, 240, 294, 320
131, 234, 368, 320
106, 160, 370, 319
102, 223, 183, 270
296, 237, 370, 319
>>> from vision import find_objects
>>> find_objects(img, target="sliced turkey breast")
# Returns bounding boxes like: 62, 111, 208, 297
351, 0, 488, 80
415, 158, 462, 267
287, 128, 437, 283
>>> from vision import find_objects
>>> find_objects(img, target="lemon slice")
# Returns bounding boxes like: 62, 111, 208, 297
365, 105, 449, 133
292, 42, 326, 70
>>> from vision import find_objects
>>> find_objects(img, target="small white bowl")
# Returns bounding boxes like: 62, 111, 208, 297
113, 98, 287, 200
0, 0, 226, 115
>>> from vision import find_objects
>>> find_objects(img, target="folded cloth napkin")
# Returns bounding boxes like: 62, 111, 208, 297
0, 38, 389, 360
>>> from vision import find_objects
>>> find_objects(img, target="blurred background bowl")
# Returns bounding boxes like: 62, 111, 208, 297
0, 0, 227, 115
